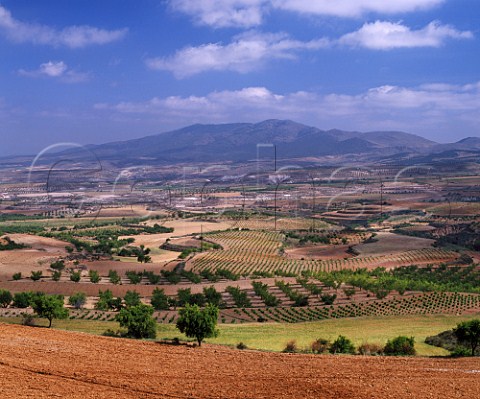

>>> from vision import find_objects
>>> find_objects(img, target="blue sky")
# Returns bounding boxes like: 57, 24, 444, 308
0, 0, 479, 156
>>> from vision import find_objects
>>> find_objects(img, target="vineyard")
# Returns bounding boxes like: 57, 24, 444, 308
190, 230, 457, 276
228, 217, 333, 231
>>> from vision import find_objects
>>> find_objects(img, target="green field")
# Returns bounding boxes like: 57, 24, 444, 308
3, 313, 479, 356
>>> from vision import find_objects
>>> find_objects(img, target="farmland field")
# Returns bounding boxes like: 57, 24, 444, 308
1, 323, 480, 399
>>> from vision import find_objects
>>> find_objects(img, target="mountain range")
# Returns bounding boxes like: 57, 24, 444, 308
3, 120, 480, 167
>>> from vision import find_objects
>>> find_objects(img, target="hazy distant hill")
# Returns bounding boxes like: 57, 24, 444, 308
2, 119, 479, 168
59, 119, 441, 165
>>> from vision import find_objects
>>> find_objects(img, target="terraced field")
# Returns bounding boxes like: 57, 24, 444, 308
190, 230, 457, 275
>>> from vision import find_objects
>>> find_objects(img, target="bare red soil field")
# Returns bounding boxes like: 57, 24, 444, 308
1, 323, 479, 399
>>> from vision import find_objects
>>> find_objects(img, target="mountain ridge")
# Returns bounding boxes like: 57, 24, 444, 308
2, 119, 479, 167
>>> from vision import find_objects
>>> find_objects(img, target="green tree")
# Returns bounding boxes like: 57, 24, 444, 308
68, 292, 87, 309
150, 288, 169, 310
95, 289, 123, 311
124, 290, 141, 307
13, 291, 33, 308
31, 294, 68, 328
454, 319, 480, 356
0, 289, 13, 308
88, 269, 101, 283
70, 271, 81, 283
176, 303, 219, 346
108, 270, 121, 284
203, 286, 222, 307
116, 303, 156, 339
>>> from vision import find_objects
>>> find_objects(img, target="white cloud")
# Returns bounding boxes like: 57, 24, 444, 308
169, 0, 445, 27
339, 20, 473, 49
146, 31, 329, 78
0, 5, 127, 48
272, 0, 445, 18
19, 61, 90, 83
94, 82, 480, 135
169, 0, 265, 28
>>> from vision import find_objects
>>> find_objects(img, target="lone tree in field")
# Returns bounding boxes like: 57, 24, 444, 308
176, 303, 219, 346
454, 319, 480, 356
31, 294, 69, 328
116, 303, 157, 339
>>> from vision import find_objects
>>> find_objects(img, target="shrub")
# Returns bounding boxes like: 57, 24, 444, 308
20, 312, 35, 326
329, 335, 356, 354
31, 270, 43, 281
425, 330, 458, 352
311, 338, 330, 354
236, 342, 248, 350
50, 260, 65, 271
176, 303, 219, 346
283, 340, 298, 353
357, 343, 384, 356
0, 289, 13, 308
150, 288, 169, 310
102, 329, 127, 338
320, 293, 336, 305
343, 287, 356, 299
116, 303, 157, 339
68, 292, 87, 309
12, 272, 22, 281
384, 336, 416, 356
52, 270, 62, 281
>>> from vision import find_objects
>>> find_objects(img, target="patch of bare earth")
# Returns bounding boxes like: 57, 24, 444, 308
286, 244, 353, 260
0, 323, 479, 398
353, 232, 435, 257
0, 234, 67, 281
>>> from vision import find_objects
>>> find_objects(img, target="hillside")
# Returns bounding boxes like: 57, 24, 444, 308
1, 323, 480, 398
50, 119, 440, 165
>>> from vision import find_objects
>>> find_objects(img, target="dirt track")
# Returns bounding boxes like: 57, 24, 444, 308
1, 323, 480, 398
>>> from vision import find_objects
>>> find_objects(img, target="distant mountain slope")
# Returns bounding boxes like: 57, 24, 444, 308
4, 119, 478, 168
65, 119, 439, 164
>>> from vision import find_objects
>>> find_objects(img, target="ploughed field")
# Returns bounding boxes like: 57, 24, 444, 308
1, 323, 480, 399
